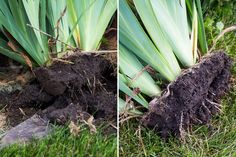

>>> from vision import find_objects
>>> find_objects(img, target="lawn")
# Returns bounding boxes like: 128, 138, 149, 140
119, 1, 236, 157
0, 125, 117, 157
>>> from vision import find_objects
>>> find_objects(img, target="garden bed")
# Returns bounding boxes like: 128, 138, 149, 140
0, 52, 117, 148
0, 51, 117, 126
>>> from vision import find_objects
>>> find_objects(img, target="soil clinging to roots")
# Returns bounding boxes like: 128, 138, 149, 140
142, 51, 232, 139
8, 52, 117, 127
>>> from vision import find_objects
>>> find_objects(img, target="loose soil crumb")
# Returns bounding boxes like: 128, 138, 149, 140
142, 51, 232, 139
4, 52, 117, 130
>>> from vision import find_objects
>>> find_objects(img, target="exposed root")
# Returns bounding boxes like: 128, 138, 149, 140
209, 25, 236, 52
142, 51, 232, 139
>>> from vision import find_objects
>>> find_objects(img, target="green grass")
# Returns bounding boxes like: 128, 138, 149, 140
120, 1, 236, 157
0, 125, 117, 157
120, 88, 236, 157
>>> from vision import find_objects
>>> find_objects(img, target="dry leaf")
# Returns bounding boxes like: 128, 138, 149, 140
7, 41, 17, 52
69, 121, 80, 136
7, 41, 33, 70
20, 52, 33, 71
84, 116, 97, 134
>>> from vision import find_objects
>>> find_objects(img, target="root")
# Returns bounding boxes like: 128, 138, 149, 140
142, 52, 231, 139
209, 25, 236, 52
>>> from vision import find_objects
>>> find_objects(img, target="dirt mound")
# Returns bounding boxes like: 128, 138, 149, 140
142, 51, 232, 139
6, 52, 117, 127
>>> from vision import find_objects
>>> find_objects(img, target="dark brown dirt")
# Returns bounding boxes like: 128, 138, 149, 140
3, 52, 117, 128
0, 54, 10, 67
142, 51, 232, 139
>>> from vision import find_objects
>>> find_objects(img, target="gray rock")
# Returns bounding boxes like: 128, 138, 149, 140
0, 114, 52, 149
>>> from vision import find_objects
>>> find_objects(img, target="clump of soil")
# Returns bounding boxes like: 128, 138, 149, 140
142, 51, 232, 139
5, 52, 117, 128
